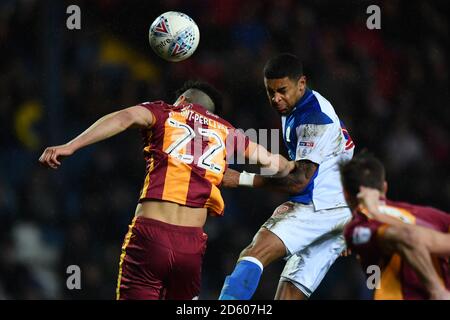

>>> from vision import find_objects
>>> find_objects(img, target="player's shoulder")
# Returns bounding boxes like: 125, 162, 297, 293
386, 199, 449, 217
137, 100, 173, 112
346, 210, 368, 226
343, 213, 365, 242
344, 210, 386, 249
138, 100, 166, 107
294, 90, 334, 126
134, 100, 166, 122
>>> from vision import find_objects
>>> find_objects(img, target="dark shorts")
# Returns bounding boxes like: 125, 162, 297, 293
116, 216, 207, 300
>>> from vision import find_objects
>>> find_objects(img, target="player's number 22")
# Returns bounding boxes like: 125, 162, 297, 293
165, 118, 224, 173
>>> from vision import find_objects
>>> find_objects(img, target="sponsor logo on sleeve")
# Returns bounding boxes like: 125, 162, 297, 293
299, 141, 315, 147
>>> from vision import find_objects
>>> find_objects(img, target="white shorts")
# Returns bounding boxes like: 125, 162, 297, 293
262, 202, 351, 297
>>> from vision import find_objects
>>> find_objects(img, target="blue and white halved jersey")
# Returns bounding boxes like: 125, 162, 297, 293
282, 88, 355, 210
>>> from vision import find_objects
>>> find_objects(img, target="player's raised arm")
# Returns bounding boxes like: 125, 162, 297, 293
245, 140, 294, 176
39, 105, 153, 169
221, 139, 295, 188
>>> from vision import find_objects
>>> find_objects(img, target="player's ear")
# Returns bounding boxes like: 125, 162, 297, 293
174, 95, 186, 106
297, 76, 306, 92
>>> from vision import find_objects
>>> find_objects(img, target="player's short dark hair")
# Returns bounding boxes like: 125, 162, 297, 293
339, 152, 386, 198
175, 80, 223, 114
264, 53, 304, 80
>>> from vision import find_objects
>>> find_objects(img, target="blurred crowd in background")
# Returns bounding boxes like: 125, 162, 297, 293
0, 0, 448, 299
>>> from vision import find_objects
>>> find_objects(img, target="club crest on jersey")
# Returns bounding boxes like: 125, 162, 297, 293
352, 226, 372, 245
273, 202, 294, 216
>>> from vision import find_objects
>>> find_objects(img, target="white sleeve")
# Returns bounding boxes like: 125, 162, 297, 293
294, 123, 334, 164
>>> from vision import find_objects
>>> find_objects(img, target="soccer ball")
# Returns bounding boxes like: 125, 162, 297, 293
149, 11, 200, 62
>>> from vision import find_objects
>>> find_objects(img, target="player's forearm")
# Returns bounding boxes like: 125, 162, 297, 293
379, 220, 450, 256
246, 142, 293, 176
410, 225, 450, 256
253, 173, 308, 194
429, 233, 450, 256
382, 226, 447, 297
67, 111, 134, 152
260, 157, 295, 178
253, 160, 316, 194
222, 168, 307, 193
226, 160, 313, 193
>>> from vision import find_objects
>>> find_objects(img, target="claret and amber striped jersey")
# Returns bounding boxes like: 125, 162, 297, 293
138, 101, 249, 216
344, 199, 450, 300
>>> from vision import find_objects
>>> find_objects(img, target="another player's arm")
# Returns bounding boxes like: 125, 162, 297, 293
240, 120, 325, 193
245, 140, 294, 177
221, 140, 295, 188
222, 158, 316, 194
378, 224, 450, 299
370, 214, 450, 257
39, 106, 153, 169
356, 187, 450, 299
357, 187, 450, 256
252, 160, 317, 194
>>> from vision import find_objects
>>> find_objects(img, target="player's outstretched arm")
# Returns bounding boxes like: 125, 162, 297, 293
377, 219, 450, 257
380, 224, 450, 300
222, 158, 316, 194
39, 106, 153, 169
357, 187, 450, 256
221, 140, 295, 188
251, 160, 318, 194
245, 140, 294, 177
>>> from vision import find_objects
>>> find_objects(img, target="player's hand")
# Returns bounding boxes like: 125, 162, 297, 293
221, 168, 240, 188
39, 144, 74, 169
357, 186, 382, 216
261, 155, 294, 177
274, 156, 295, 177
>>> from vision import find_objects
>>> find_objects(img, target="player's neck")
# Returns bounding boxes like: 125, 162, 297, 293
292, 87, 310, 113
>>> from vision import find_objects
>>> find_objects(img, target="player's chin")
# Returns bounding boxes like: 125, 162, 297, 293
272, 105, 288, 115
277, 108, 290, 115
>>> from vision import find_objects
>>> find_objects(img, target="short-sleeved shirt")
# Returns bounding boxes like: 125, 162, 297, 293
138, 101, 248, 216
281, 88, 355, 210
344, 199, 450, 300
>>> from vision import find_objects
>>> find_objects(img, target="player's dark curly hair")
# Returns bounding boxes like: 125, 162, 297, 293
339, 151, 386, 198
264, 53, 304, 80
175, 80, 223, 114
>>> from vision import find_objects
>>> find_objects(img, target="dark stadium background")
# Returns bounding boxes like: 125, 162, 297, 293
0, 0, 448, 299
